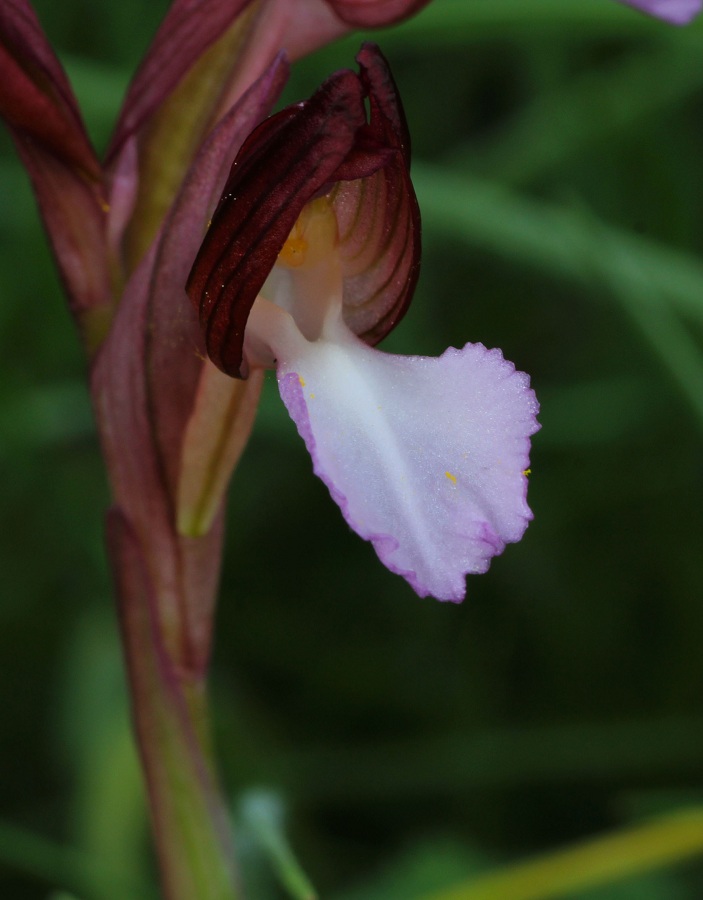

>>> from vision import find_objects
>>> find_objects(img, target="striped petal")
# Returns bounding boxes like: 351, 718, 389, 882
187, 43, 420, 378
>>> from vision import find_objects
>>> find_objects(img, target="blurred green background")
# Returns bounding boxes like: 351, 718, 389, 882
2, 0, 703, 897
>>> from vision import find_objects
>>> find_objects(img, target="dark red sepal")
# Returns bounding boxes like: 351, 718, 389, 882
324, 0, 432, 27
0, 0, 111, 325
0, 0, 100, 177
105, 0, 252, 163
187, 43, 420, 379
333, 43, 420, 346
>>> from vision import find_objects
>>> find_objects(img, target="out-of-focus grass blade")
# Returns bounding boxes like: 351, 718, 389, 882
598, 231, 703, 428
0, 161, 44, 232
334, 840, 488, 900
416, 808, 703, 900
0, 820, 155, 900
284, 717, 703, 803
62, 56, 128, 152
0, 382, 93, 458
377, 0, 688, 46
450, 41, 703, 185
414, 163, 703, 429
56, 608, 148, 891
238, 790, 318, 900
413, 163, 703, 324
537, 376, 653, 447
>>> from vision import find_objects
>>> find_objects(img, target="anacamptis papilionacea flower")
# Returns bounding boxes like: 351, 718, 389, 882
187, 44, 540, 603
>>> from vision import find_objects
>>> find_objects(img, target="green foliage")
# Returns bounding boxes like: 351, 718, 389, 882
2, 0, 703, 897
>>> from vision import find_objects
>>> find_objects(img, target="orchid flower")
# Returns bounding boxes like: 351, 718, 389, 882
616, 0, 702, 22
187, 44, 539, 603
1, 2, 435, 898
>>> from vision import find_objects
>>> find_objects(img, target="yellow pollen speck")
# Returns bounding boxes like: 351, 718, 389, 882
298, 376, 306, 387
279, 234, 308, 267
310, 393, 315, 399
523, 468, 532, 477
445, 471, 457, 484
277, 196, 338, 269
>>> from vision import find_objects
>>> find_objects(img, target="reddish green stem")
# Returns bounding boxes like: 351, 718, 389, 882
107, 509, 240, 900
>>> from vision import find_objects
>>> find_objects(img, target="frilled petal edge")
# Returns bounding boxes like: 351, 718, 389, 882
618, 0, 702, 23
277, 334, 539, 602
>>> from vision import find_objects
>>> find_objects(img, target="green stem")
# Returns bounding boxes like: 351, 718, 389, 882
108, 509, 239, 900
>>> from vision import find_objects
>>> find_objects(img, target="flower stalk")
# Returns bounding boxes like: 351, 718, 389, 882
108, 510, 238, 900
1, 0, 538, 895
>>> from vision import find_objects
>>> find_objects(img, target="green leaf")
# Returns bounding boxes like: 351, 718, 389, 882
413, 164, 703, 324
413, 164, 703, 428
418, 809, 703, 900
334, 839, 488, 900
377, 0, 686, 45
452, 41, 703, 185
0, 819, 154, 900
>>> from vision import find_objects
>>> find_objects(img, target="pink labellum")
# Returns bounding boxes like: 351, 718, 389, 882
271, 315, 539, 602
187, 44, 538, 599
617, 0, 702, 22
